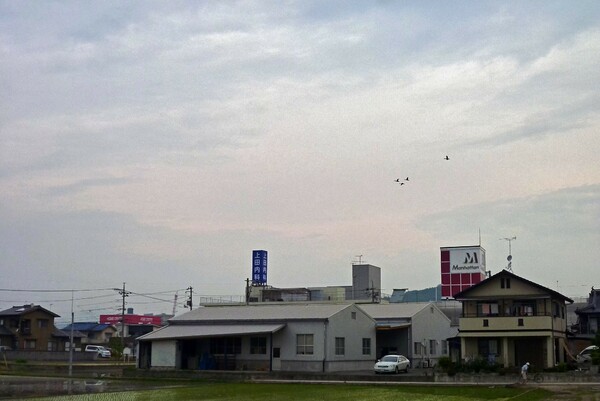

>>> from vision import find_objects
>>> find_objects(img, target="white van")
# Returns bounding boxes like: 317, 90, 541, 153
85, 345, 112, 358
576, 345, 599, 364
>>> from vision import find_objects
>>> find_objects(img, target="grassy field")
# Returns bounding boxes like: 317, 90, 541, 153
25, 382, 555, 401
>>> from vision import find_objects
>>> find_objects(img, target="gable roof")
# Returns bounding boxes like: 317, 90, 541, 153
171, 303, 360, 324
357, 302, 441, 320
453, 269, 573, 303
0, 304, 59, 318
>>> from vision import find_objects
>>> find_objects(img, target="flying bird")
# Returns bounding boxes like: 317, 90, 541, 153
444, 155, 450, 160
394, 178, 401, 182
405, 177, 409, 181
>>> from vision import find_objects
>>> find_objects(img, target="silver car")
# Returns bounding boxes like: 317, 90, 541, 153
576, 345, 598, 364
374, 354, 410, 374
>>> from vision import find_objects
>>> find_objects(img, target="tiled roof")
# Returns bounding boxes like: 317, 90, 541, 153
0, 304, 59, 318
61, 322, 114, 332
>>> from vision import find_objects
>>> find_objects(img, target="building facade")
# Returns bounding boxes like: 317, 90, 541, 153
454, 270, 573, 368
358, 302, 457, 367
137, 303, 376, 372
0, 304, 62, 351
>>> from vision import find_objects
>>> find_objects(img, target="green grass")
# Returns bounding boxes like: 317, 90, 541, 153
26, 382, 552, 401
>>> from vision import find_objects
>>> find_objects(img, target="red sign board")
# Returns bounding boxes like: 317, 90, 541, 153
100, 314, 162, 326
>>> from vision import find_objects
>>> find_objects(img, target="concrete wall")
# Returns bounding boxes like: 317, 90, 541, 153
1, 350, 98, 361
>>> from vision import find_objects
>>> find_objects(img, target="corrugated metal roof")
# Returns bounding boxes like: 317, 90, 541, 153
171, 303, 354, 323
138, 323, 285, 341
375, 322, 411, 330
357, 303, 432, 319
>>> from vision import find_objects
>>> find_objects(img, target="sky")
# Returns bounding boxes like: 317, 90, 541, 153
1, 1, 599, 325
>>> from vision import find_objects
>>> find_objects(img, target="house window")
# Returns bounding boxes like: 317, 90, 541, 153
478, 339, 499, 357
518, 318, 524, 326
335, 337, 345, 356
38, 319, 49, 329
512, 301, 536, 316
553, 302, 561, 318
250, 336, 267, 355
47, 341, 58, 351
477, 302, 499, 316
351, 312, 357, 320
501, 278, 511, 289
429, 340, 437, 355
209, 337, 242, 354
20, 319, 32, 335
414, 341, 425, 355
362, 338, 371, 355
24, 340, 36, 349
296, 334, 314, 355
483, 319, 489, 327
441, 340, 448, 355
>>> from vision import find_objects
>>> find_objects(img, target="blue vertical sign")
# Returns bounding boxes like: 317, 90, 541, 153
252, 250, 268, 285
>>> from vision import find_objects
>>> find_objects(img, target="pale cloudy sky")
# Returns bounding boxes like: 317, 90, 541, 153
1, 1, 599, 324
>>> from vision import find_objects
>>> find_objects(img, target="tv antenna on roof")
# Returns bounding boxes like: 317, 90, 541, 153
500, 236, 516, 272
353, 255, 364, 265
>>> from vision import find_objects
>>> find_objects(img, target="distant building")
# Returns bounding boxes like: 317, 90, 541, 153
0, 304, 65, 351
246, 264, 381, 303
574, 287, 600, 339
61, 322, 117, 346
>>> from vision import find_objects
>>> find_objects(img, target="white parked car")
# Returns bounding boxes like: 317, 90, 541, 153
374, 354, 410, 374
576, 345, 599, 364
85, 345, 111, 358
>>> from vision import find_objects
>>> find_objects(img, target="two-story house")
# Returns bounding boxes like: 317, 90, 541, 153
454, 270, 573, 369
574, 287, 600, 340
0, 304, 63, 351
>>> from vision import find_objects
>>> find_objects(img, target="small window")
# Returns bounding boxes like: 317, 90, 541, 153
335, 337, 345, 356
296, 334, 314, 355
429, 340, 437, 355
518, 318, 524, 326
483, 319, 489, 327
38, 319, 49, 329
351, 312, 357, 320
414, 342, 422, 355
362, 338, 371, 355
441, 340, 448, 355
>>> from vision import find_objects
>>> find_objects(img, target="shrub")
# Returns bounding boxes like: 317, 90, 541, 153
437, 356, 453, 371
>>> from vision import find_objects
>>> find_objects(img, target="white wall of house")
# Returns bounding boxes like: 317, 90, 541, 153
411, 304, 457, 367
270, 305, 376, 372
325, 304, 376, 371
151, 340, 178, 368
273, 320, 326, 372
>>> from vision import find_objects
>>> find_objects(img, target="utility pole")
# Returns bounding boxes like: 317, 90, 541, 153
117, 283, 130, 350
186, 286, 193, 310
245, 278, 251, 305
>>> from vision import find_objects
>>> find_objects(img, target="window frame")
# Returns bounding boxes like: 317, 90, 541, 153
296, 334, 314, 355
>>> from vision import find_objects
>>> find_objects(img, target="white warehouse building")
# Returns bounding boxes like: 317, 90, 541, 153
137, 303, 376, 372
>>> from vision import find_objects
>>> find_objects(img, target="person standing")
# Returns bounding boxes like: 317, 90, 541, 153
521, 362, 530, 383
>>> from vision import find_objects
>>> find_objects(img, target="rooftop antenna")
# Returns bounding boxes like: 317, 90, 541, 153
353, 255, 364, 265
500, 236, 516, 272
